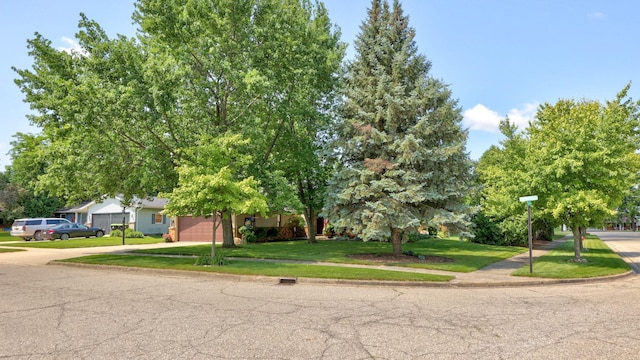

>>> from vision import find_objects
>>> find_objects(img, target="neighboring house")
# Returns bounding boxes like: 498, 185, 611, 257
133, 197, 170, 235
174, 213, 320, 242
56, 201, 93, 225
56, 196, 169, 235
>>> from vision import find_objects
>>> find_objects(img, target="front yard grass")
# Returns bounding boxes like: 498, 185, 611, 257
0, 231, 18, 242
132, 237, 526, 273
512, 235, 631, 278
1, 236, 164, 249
58, 254, 454, 282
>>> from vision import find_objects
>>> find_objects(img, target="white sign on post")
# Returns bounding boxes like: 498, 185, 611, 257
519, 195, 538, 203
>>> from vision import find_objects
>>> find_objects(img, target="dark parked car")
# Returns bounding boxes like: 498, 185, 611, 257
42, 223, 105, 240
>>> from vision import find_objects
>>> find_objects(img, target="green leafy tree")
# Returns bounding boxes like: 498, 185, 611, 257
527, 85, 640, 260
475, 119, 539, 246
0, 171, 23, 224
248, 0, 344, 244
13, 0, 343, 246
4, 133, 62, 218
325, 0, 473, 256
13, 21, 175, 205
162, 134, 268, 256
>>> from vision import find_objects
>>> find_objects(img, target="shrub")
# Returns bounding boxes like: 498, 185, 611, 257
278, 226, 294, 240
286, 215, 304, 228
254, 227, 279, 242
470, 211, 527, 247
239, 224, 257, 243
470, 212, 502, 245
194, 252, 228, 266
254, 227, 267, 239
266, 227, 279, 237
110, 228, 145, 239
323, 223, 335, 237
285, 215, 307, 238
125, 229, 144, 238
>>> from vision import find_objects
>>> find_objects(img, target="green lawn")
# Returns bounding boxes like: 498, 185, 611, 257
132, 237, 526, 273
0, 231, 18, 242
58, 254, 454, 282
513, 235, 631, 278
1, 236, 164, 248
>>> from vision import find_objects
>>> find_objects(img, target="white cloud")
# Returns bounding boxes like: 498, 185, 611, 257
57, 36, 87, 56
462, 104, 502, 133
463, 103, 538, 133
506, 103, 538, 129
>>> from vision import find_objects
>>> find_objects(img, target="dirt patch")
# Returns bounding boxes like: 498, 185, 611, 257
347, 253, 453, 264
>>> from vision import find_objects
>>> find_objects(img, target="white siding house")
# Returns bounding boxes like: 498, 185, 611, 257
133, 198, 169, 235
56, 196, 169, 235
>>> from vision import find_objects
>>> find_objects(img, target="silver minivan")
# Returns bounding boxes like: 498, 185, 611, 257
10, 218, 72, 241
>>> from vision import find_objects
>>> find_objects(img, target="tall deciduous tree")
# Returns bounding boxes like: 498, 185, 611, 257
13, 0, 343, 246
325, 0, 472, 256
527, 85, 640, 260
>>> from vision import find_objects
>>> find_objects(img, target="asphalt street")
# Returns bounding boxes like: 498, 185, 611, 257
0, 231, 639, 359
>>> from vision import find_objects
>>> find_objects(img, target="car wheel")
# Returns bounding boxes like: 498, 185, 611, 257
24, 237, 31, 241
33, 231, 43, 241
95, 230, 104, 238
61, 233, 70, 240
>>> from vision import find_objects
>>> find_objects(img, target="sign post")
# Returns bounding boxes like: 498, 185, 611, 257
519, 195, 538, 273
121, 205, 126, 246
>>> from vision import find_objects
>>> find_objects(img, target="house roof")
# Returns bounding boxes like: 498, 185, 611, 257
56, 200, 94, 213
56, 196, 168, 214
136, 197, 168, 209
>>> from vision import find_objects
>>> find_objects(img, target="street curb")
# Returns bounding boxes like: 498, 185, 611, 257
446, 270, 636, 288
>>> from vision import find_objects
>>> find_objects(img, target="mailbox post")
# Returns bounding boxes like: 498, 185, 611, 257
519, 195, 538, 273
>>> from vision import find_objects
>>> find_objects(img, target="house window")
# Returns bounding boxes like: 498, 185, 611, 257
152, 214, 166, 224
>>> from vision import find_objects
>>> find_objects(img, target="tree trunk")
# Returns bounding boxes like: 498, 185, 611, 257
305, 207, 317, 244
211, 213, 218, 258
571, 227, 582, 260
221, 212, 235, 248
391, 228, 402, 256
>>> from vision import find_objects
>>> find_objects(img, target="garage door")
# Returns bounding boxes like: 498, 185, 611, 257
177, 216, 223, 242
93, 213, 130, 234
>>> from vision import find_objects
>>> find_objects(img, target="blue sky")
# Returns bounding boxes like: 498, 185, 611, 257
1, 0, 638, 169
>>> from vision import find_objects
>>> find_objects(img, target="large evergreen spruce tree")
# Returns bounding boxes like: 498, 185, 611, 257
325, 0, 472, 256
